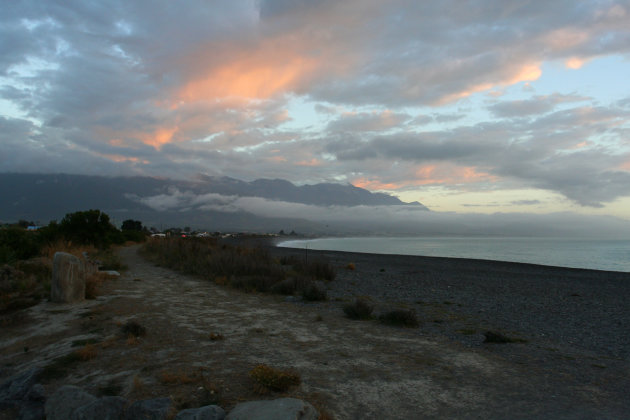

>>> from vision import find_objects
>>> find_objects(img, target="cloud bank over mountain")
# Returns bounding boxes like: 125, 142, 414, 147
1, 1, 630, 217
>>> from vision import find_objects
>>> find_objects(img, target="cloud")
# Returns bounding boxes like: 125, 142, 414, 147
1, 0, 630, 212
326, 110, 410, 133
488, 93, 590, 118
128, 188, 630, 238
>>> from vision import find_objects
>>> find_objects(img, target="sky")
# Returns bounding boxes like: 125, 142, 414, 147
2, 0, 630, 220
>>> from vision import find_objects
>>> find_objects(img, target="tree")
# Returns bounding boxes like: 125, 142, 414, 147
121, 219, 143, 231
59, 209, 122, 248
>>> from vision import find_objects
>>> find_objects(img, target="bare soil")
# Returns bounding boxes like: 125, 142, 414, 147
1, 244, 629, 419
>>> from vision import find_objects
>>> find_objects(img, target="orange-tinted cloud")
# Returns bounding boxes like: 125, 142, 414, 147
138, 127, 179, 149
438, 63, 541, 104
295, 158, 322, 167
352, 178, 405, 190
175, 33, 339, 104
565, 57, 588, 69
353, 165, 498, 192
100, 154, 149, 164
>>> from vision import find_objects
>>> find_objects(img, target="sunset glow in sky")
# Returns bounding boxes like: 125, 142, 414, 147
2, 1, 630, 218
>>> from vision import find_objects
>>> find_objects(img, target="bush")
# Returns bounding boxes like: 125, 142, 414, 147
302, 282, 327, 301
378, 309, 419, 328
343, 298, 374, 320
58, 209, 123, 249
249, 364, 300, 392
121, 320, 146, 337
0, 228, 40, 264
279, 255, 336, 281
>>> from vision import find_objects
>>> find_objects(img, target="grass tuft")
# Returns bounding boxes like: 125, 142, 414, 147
378, 309, 419, 328
249, 364, 301, 393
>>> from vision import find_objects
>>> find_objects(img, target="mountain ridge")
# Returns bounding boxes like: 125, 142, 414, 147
0, 173, 427, 232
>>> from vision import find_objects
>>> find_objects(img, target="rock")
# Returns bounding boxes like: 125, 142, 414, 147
19, 401, 45, 420
123, 397, 173, 420
45, 385, 96, 420
51, 252, 86, 303
72, 396, 128, 420
99, 270, 120, 277
226, 398, 318, 420
0, 368, 42, 402
0, 369, 46, 420
175, 405, 226, 420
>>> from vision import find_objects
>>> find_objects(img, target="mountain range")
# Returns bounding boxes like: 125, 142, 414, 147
0, 173, 427, 233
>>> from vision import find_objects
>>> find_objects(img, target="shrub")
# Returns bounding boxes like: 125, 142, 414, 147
58, 209, 123, 249
302, 282, 327, 301
343, 298, 374, 320
378, 309, 419, 328
279, 255, 336, 281
121, 320, 146, 337
346, 263, 356, 271
74, 343, 98, 360
249, 364, 300, 392
0, 227, 40, 264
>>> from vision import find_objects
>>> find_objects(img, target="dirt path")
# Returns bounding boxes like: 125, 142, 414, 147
2, 245, 628, 419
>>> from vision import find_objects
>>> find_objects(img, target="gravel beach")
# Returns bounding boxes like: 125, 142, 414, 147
270, 246, 630, 356
270, 244, 630, 416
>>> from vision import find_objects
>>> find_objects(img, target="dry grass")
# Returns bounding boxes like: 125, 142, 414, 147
40, 240, 97, 260
74, 343, 98, 360
141, 238, 335, 297
249, 364, 301, 393
159, 370, 198, 385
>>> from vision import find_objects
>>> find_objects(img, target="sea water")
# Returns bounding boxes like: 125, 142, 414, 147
278, 237, 630, 272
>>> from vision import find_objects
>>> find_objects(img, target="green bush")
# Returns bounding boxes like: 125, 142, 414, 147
0, 228, 40, 264
59, 209, 123, 248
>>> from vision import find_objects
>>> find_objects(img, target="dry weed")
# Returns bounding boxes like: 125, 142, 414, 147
74, 343, 98, 361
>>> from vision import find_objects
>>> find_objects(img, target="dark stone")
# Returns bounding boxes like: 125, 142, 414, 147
72, 396, 128, 420
45, 385, 96, 420
123, 397, 173, 420
226, 398, 318, 420
0, 368, 42, 402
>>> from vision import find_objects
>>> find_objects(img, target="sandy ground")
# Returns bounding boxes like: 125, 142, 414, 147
1, 244, 629, 419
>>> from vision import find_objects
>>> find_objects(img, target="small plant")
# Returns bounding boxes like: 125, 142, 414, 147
301, 282, 327, 301
346, 263, 356, 271
85, 273, 105, 299
378, 309, 419, 327
343, 298, 374, 320
74, 343, 98, 360
121, 320, 146, 337
159, 370, 197, 385
249, 364, 300, 393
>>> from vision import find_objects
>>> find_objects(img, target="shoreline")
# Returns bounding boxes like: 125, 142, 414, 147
270, 237, 630, 274
271, 242, 630, 276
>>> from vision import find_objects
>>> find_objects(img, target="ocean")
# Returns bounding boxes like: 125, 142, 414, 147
277, 236, 630, 273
